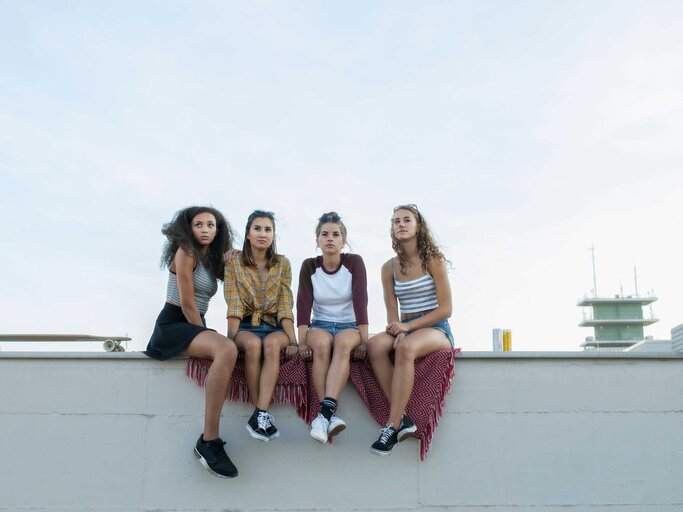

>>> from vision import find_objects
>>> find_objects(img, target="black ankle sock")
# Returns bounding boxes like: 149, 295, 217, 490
320, 397, 337, 421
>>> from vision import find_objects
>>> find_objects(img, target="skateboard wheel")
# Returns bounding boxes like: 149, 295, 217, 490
103, 340, 118, 352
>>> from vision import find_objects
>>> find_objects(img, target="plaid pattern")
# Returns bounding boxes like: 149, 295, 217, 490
224, 255, 294, 326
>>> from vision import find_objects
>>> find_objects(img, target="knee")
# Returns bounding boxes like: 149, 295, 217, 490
311, 342, 331, 361
367, 340, 387, 362
333, 337, 357, 356
215, 340, 237, 364
262, 338, 281, 359
242, 339, 262, 361
394, 343, 416, 365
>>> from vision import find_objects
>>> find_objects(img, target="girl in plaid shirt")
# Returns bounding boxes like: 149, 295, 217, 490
224, 210, 298, 442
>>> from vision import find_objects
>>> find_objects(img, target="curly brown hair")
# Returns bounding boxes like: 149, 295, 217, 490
391, 204, 447, 275
160, 206, 234, 281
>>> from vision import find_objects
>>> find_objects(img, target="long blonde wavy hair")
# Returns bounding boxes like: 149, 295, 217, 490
391, 204, 447, 275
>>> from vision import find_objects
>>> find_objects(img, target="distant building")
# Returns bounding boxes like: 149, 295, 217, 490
671, 323, 683, 352
578, 294, 659, 351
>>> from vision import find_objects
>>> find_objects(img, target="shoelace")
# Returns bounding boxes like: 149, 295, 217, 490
317, 414, 329, 429
207, 439, 229, 461
257, 411, 272, 430
377, 425, 395, 444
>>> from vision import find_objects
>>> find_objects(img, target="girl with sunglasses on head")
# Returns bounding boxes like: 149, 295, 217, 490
145, 206, 239, 478
366, 204, 454, 456
297, 212, 369, 444
224, 210, 298, 442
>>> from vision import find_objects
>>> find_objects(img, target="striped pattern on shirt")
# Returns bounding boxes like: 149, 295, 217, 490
166, 261, 217, 315
394, 273, 438, 315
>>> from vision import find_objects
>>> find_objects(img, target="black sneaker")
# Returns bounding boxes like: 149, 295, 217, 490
370, 425, 399, 456
246, 410, 274, 442
194, 435, 238, 478
397, 414, 417, 442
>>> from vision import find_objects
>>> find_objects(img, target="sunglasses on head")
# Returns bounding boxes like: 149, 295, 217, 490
393, 204, 419, 213
251, 209, 275, 219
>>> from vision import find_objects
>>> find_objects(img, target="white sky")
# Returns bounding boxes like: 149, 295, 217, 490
1, 1, 682, 352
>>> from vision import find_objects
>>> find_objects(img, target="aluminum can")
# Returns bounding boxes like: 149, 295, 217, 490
503, 330, 512, 351
492, 329, 503, 351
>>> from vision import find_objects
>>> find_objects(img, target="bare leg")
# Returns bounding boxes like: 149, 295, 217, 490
367, 332, 396, 401
387, 329, 451, 426
257, 331, 289, 410
182, 331, 238, 440
325, 329, 361, 400
307, 328, 333, 401
235, 331, 263, 406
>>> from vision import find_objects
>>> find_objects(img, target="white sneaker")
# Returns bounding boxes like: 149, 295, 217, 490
310, 413, 329, 444
328, 414, 347, 437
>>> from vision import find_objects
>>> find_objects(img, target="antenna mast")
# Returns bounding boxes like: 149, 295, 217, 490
634, 265, 639, 296
590, 245, 598, 298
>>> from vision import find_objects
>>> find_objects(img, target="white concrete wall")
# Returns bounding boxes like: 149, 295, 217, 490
1, 351, 682, 512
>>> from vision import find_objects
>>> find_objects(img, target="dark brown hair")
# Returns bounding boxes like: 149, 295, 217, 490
241, 210, 280, 269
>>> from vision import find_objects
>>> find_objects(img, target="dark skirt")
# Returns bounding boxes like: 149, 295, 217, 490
144, 303, 214, 361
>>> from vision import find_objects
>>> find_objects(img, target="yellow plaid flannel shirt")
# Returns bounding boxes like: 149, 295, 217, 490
224, 255, 294, 327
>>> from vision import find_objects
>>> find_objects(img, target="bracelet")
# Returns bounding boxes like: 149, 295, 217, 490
288, 342, 299, 347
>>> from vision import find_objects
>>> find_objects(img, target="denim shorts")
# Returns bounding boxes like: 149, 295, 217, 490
405, 314, 454, 347
309, 320, 359, 337
238, 319, 284, 340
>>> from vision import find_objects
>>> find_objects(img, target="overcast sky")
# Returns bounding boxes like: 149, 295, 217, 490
1, 1, 681, 352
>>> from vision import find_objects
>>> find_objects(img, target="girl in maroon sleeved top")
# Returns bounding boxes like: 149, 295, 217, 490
297, 212, 369, 444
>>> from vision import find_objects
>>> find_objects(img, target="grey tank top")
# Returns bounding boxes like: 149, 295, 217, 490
166, 260, 217, 315
393, 259, 438, 314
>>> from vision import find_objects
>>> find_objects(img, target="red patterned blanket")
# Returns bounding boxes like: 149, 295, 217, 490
186, 352, 312, 423
185, 348, 458, 459
349, 349, 458, 460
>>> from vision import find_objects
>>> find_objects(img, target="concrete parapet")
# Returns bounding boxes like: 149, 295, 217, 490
1, 351, 682, 511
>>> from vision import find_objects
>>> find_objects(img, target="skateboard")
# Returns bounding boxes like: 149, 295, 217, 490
0, 334, 132, 352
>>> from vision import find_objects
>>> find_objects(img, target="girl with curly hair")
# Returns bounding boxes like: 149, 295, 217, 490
224, 210, 298, 443
365, 204, 454, 456
145, 206, 239, 478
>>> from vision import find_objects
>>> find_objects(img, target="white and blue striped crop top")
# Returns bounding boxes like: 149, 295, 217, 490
166, 261, 217, 315
393, 259, 438, 314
